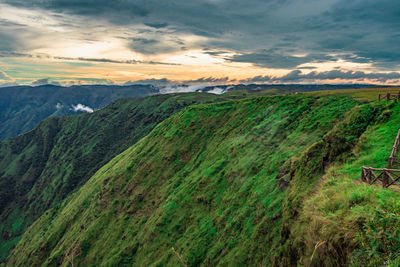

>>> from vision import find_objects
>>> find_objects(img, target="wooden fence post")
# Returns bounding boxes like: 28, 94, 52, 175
382, 170, 389, 188
361, 167, 365, 182
368, 168, 372, 184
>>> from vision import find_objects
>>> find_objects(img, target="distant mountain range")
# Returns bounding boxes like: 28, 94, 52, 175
196, 83, 383, 94
0, 83, 386, 141
0, 84, 158, 141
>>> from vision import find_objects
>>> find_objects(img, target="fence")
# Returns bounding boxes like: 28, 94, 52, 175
361, 93, 400, 187
388, 129, 400, 169
361, 167, 400, 188
378, 92, 400, 101
361, 126, 400, 188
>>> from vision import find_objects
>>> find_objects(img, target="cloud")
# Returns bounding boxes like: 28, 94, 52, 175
185, 77, 234, 84
125, 76, 233, 86
54, 56, 179, 65
125, 78, 172, 86
159, 85, 207, 94
55, 103, 63, 109
0, 82, 18, 87
4, 0, 149, 24
0, 31, 31, 60
71, 104, 94, 113
279, 70, 400, 83
2, 70, 399, 88
0, 0, 399, 83
55, 56, 139, 64
0, 70, 11, 80
124, 76, 233, 94
241, 70, 400, 84
239, 75, 271, 83
31, 78, 61, 86
0, 0, 399, 73
228, 52, 336, 69
129, 38, 168, 55
207, 87, 227, 95
31, 78, 49, 86
144, 22, 168, 29
128, 36, 187, 55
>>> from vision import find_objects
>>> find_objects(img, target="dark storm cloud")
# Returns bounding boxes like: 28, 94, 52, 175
129, 38, 164, 55
0, 32, 20, 52
229, 52, 336, 69
1, 0, 400, 70
128, 36, 187, 55
144, 22, 168, 29
4, 0, 149, 23
0, 18, 50, 55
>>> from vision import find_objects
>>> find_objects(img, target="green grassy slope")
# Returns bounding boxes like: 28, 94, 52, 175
9, 94, 397, 266
0, 92, 233, 262
0, 84, 158, 141
304, 86, 400, 101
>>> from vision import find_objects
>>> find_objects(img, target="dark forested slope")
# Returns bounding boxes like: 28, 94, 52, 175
0, 84, 158, 141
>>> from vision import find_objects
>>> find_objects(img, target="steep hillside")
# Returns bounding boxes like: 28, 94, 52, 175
0, 92, 230, 261
0, 84, 157, 141
9, 95, 397, 266
0, 83, 389, 141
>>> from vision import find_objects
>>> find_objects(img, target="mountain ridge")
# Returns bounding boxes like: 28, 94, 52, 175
0, 92, 234, 261
0, 83, 388, 141
10, 94, 398, 266
0, 84, 158, 141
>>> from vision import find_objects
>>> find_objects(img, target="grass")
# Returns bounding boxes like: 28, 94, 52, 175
289, 103, 400, 266
5, 88, 400, 266
0, 92, 236, 262
304, 87, 400, 102
8, 94, 375, 266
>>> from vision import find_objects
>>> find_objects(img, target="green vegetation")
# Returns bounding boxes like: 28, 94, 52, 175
0, 83, 389, 141
8, 93, 399, 266
304, 86, 400, 101
0, 92, 234, 262
0, 84, 157, 141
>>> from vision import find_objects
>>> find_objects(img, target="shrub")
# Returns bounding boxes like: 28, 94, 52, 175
352, 209, 400, 266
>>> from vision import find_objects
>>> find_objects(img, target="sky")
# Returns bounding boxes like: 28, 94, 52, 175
0, 0, 399, 86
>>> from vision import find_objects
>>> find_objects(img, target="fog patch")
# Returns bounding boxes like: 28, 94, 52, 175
55, 103, 64, 109
159, 85, 206, 94
207, 87, 226, 95
71, 103, 94, 113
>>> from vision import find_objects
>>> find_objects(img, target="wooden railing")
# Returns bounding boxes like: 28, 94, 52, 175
361, 167, 400, 188
361, 128, 400, 188
388, 128, 400, 168
378, 92, 400, 101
